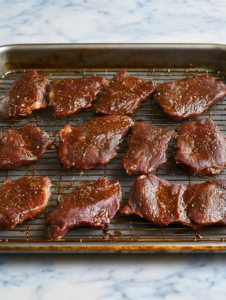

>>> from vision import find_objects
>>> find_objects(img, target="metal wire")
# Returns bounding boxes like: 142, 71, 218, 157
0, 68, 226, 244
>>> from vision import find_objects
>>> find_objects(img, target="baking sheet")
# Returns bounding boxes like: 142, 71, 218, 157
0, 44, 226, 252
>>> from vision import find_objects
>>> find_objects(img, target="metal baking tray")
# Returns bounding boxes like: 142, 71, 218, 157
1, 43, 226, 253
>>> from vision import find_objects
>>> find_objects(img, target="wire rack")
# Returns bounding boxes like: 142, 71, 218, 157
0, 67, 226, 245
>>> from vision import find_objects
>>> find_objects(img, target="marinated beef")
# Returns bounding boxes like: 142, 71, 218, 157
0, 123, 54, 169
97, 71, 156, 115
46, 177, 121, 240
122, 122, 174, 175
175, 118, 226, 175
154, 76, 226, 121
121, 174, 226, 229
58, 115, 133, 170
49, 75, 108, 119
0, 70, 49, 120
0, 176, 51, 230
121, 174, 185, 227
179, 178, 226, 227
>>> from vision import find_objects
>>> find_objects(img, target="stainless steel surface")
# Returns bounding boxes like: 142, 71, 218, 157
0, 44, 226, 253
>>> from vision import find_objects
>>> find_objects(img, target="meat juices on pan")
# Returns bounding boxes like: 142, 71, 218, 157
122, 122, 174, 175
0, 70, 49, 120
97, 70, 156, 115
154, 76, 226, 121
121, 174, 226, 229
0, 123, 54, 169
58, 115, 134, 170
175, 118, 226, 175
0, 176, 51, 230
49, 75, 109, 119
46, 177, 122, 240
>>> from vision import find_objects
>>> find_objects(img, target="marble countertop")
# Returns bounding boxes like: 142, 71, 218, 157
1, 0, 226, 299
1, 0, 226, 45
1, 253, 226, 300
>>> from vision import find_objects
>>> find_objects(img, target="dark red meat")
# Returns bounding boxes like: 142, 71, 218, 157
0, 123, 54, 169
121, 174, 226, 229
49, 75, 109, 119
122, 122, 174, 175
97, 71, 156, 115
175, 118, 226, 175
58, 115, 134, 170
121, 174, 185, 226
179, 179, 226, 227
154, 76, 226, 121
0, 70, 49, 120
46, 177, 121, 240
0, 176, 51, 230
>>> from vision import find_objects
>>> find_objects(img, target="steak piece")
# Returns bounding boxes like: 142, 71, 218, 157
121, 174, 226, 229
154, 76, 226, 121
122, 122, 174, 175
0, 70, 49, 120
49, 75, 109, 119
58, 115, 134, 170
0, 123, 54, 169
0, 176, 51, 230
121, 174, 185, 227
175, 118, 226, 175
46, 177, 122, 240
96, 70, 156, 115
178, 179, 226, 228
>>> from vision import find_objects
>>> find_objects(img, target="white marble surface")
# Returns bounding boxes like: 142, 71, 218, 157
1, 0, 226, 299
0, 0, 226, 44
0, 253, 226, 300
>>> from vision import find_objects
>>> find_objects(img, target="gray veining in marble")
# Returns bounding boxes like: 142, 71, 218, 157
0, 0, 226, 45
0, 254, 226, 300
1, 0, 226, 299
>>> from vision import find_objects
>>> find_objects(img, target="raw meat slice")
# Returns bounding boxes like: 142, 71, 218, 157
58, 115, 133, 170
0, 123, 54, 169
0, 176, 51, 230
121, 174, 226, 229
175, 118, 226, 175
97, 70, 156, 115
154, 76, 226, 121
49, 75, 108, 119
0, 70, 49, 120
178, 178, 226, 228
122, 122, 174, 175
46, 177, 121, 240
121, 174, 185, 227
